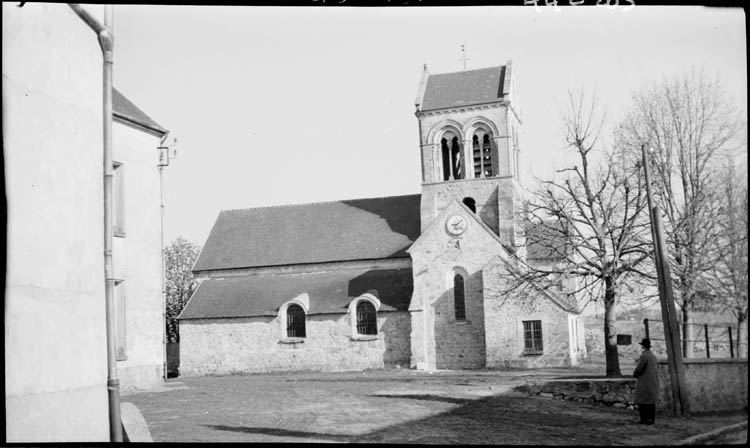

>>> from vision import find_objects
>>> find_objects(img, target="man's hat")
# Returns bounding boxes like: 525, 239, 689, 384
639, 338, 651, 349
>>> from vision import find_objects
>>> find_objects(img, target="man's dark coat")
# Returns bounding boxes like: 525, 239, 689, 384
633, 349, 659, 404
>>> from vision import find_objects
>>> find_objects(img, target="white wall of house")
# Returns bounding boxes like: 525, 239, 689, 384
3, 3, 110, 441
112, 121, 166, 390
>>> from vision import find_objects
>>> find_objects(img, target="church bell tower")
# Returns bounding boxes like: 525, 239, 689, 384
414, 61, 524, 250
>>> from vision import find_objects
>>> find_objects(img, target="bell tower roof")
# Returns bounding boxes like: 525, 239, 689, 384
416, 63, 514, 113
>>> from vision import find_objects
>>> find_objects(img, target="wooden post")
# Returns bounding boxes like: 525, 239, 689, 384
641, 144, 690, 416
644, 318, 650, 340
729, 326, 734, 358
704, 324, 710, 359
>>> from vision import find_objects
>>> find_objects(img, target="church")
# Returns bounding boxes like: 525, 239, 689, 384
178, 61, 587, 375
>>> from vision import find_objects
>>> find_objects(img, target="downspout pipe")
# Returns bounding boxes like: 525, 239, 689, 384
68, 4, 123, 442
158, 133, 170, 382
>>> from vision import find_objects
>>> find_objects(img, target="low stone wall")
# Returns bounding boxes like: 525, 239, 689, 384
518, 378, 637, 410
657, 358, 748, 415
518, 358, 748, 416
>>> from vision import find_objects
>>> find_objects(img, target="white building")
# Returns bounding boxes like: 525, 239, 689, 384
4, 3, 169, 441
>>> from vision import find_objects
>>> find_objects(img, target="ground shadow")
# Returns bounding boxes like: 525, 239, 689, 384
204, 425, 353, 442
369, 393, 471, 405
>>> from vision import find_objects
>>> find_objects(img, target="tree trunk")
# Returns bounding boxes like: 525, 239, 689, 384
681, 306, 694, 358
603, 277, 621, 377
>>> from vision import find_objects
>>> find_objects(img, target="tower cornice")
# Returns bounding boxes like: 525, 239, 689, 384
415, 101, 506, 118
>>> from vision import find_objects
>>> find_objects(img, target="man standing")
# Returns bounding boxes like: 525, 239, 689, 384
633, 338, 659, 424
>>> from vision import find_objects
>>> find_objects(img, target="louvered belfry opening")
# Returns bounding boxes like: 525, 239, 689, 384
454, 274, 466, 321
441, 133, 463, 181
286, 304, 306, 338
356, 301, 377, 335
473, 132, 495, 178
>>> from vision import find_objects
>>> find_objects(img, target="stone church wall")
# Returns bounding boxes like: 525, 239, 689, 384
180, 311, 411, 376
409, 200, 508, 370
482, 257, 575, 368
432, 270, 487, 369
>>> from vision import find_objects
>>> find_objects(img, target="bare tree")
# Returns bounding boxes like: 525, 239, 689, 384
711, 160, 748, 357
617, 69, 745, 357
512, 89, 652, 377
165, 236, 201, 343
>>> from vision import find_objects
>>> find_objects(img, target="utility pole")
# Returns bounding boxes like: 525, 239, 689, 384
641, 144, 690, 416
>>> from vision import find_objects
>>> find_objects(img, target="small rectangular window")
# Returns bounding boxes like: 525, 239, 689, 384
523, 320, 543, 353
617, 334, 632, 345
113, 162, 125, 237
114, 280, 127, 360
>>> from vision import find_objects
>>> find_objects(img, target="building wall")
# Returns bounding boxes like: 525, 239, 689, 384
112, 121, 165, 390
482, 256, 578, 368
180, 311, 411, 376
409, 201, 506, 370
656, 359, 748, 414
420, 176, 524, 248
3, 3, 110, 441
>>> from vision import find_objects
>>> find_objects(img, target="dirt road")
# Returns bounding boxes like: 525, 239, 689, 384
124, 369, 746, 444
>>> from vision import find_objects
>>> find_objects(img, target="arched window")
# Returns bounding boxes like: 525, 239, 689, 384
473, 131, 495, 178
462, 197, 476, 213
482, 134, 494, 177
454, 274, 466, 321
441, 132, 463, 181
472, 134, 482, 178
286, 304, 306, 338
356, 301, 377, 335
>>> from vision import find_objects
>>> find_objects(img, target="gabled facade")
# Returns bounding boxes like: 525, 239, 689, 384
178, 62, 585, 376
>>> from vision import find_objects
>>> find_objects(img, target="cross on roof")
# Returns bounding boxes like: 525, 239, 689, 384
460, 43, 469, 70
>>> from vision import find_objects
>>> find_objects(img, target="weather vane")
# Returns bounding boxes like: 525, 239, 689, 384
460, 43, 469, 71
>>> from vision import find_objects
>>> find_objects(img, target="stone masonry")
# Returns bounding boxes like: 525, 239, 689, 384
180, 311, 411, 376
482, 255, 585, 368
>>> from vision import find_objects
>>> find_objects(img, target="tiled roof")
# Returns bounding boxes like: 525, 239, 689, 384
178, 268, 413, 319
420, 66, 506, 111
525, 220, 569, 261
193, 194, 421, 272
112, 87, 168, 135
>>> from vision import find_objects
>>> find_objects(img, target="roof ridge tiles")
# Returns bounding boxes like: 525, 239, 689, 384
219, 192, 421, 214
430, 65, 503, 76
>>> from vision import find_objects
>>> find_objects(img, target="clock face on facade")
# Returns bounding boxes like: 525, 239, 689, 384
446, 214, 467, 235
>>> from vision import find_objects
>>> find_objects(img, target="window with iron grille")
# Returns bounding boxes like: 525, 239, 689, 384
286, 304, 306, 338
356, 301, 377, 335
523, 320, 543, 353
454, 274, 466, 321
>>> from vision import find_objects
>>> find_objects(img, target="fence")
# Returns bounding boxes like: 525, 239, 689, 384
643, 318, 738, 359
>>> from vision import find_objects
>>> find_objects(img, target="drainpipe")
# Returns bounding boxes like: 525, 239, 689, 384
158, 134, 173, 381
68, 4, 122, 442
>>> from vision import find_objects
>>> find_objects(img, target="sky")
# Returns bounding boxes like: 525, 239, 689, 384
113, 4, 747, 246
